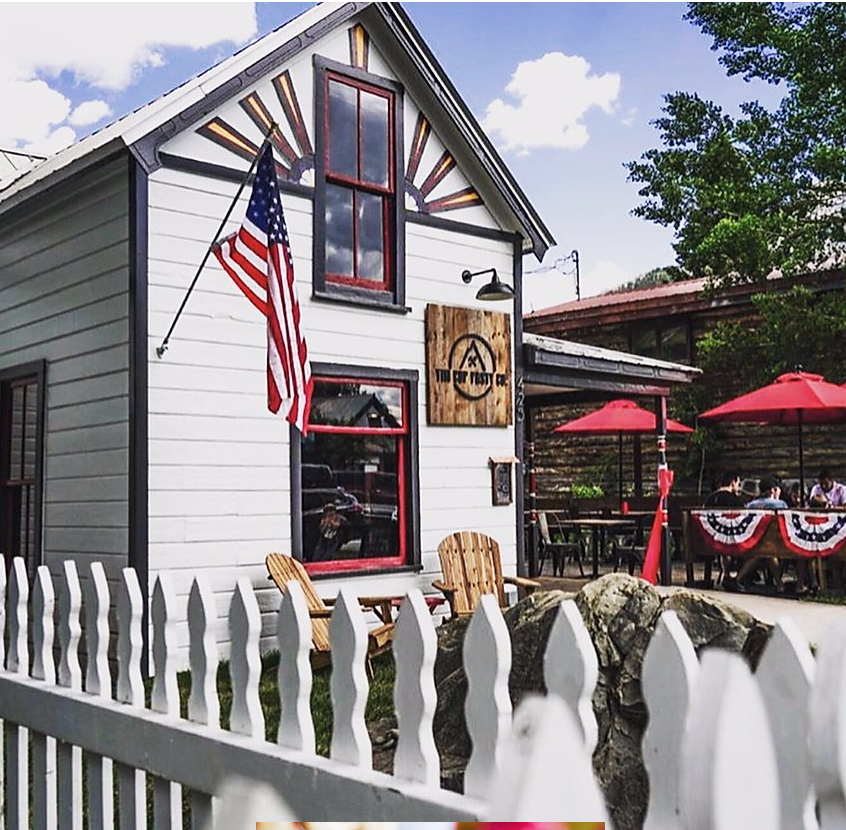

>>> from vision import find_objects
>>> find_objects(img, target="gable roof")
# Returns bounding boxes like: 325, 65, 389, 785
0, 2, 554, 258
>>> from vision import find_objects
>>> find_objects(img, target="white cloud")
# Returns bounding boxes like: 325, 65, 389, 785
23, 126, 76, 157
621, 107, 638, 127
69, 100, 112, 127
483, 52, 621, 154
0, 3, 257, 154
0, 79, 71, 145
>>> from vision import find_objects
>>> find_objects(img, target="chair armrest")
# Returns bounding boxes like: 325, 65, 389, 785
357, 595, 405, 606
503, 575, 542, 592
432, 579, 457, 595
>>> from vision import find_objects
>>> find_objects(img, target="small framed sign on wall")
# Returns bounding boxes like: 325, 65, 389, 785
489, 456, 518, 506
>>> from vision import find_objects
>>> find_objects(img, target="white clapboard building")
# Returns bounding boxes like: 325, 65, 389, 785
0, 2, 562, 660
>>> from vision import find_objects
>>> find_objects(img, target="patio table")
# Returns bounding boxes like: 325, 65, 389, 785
557, 517, 639, 578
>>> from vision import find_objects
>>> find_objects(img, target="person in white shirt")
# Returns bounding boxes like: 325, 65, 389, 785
809, 468, 846, 508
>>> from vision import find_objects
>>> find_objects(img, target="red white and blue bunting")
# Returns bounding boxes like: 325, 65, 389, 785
691, 510, 774, 554
778, 511, 846, 556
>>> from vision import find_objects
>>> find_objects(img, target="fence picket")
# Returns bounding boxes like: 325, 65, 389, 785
116, 568, 147, 830
681, 650, 779, 830
277, 581, 315, 753
463, 594, 512, 800
330, 589, 371, 768
393, 590, 439, 786
151, 573, 182, 829
229, 577, 264, 739
543, 598, 598, 753
810, 620, 846, 829
57, 561, 83, 830
487, 694, 609, 821
188, 576, 220, 829
642, 610, 699, 830
86, 562, 115, 830
757, 619, 818, 830
6, 559, 29, 830
31, 566, 58, 830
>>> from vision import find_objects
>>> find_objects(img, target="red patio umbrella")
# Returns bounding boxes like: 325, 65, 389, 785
553, 399, 693, 504
699, 371, 846, 503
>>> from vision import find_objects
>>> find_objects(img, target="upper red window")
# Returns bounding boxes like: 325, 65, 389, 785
323, 72, 395, 290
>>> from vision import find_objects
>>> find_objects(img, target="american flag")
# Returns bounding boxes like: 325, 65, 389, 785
213, 144, 312, 433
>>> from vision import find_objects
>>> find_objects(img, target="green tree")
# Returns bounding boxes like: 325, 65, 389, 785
626, 3, 846, 288
696, 284, 846, 390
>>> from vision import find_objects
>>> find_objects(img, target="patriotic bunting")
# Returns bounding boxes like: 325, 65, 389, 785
691, 510, 773, 554
778, 511, 846, 556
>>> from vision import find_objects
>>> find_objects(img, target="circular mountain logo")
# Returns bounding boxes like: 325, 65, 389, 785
448, 334, 497, 400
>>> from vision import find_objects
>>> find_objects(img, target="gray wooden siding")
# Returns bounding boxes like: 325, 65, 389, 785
0, 157, 131, 587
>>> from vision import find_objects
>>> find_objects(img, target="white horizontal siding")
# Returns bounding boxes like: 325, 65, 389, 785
147, 163, 518, 663
0, 158, 130, 591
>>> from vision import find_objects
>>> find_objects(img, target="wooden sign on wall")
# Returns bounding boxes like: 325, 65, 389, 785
425, 303, 512, 426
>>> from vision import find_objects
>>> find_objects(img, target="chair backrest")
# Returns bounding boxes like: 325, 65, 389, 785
437, 531, 505, 614
265, 553, 330, 652
538, 512, 552, 545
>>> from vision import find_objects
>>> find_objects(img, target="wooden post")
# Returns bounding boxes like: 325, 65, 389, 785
525, 405, 539, 578
655, 396, 671, 586
633, 434, 643, 498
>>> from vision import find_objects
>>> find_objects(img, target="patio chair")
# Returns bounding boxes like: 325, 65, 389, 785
433, 531, 541, 618
265, 553, 399, 671
538, 511, 585, 577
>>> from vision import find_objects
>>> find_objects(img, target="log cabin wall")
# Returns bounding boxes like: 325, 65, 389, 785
525, 272, 846, 505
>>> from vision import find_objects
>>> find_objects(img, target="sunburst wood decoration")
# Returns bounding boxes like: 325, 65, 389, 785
405, 112, 483, 214
196, 69, 313, 183
348, 23, 370, 71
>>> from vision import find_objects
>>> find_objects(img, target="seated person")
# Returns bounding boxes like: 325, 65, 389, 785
809, 469, 846, 508
746, 477, 788, 510
784, 482, 802, 508
727, 477, 787, 592
704, 471, 745, 507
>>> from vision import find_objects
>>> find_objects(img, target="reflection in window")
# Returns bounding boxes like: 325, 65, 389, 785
661, 325, 689, 364
323, 72, 393, 290
1, 375, 40, 579
301, 377, 408, 572
631, 326, 659, 359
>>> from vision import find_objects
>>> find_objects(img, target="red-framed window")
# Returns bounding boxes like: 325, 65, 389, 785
301, 376, 409, 574
323, 71, 395, 290
1, 369, 42, 577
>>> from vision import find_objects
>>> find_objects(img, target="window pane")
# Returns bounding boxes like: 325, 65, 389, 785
310, 380, 403, 428
325, 184, 354, 277
19, 485, 28, 559
23, 382, 37, 480
328, 80, 357, 178
631, 325, 659, 359
660, 325, 689, 364
301, 434, 400, 563
356, 192, 385, 283
10, 385, 23, 478
360, 91, 389, 188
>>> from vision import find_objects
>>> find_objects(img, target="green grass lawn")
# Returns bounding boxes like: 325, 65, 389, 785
170, 650, 397, 756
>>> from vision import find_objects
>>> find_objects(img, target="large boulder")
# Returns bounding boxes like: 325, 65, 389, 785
428, 574, 772, 829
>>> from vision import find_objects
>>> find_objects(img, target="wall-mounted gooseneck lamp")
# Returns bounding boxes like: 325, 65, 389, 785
460, 267, 516, 302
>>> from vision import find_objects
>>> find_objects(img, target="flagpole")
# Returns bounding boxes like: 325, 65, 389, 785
155, 122, 277, 358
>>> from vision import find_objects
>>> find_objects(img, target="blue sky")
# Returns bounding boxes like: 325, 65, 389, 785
0, 2, 784, 311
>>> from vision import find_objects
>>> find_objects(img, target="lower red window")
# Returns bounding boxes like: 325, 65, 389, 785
301, 376, 408, 573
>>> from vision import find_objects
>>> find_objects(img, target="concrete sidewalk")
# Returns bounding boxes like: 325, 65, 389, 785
656, 584, 846, 645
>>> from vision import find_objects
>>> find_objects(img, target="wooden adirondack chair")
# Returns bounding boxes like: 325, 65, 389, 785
433, 531, 542, 618
265, 553, 398, 670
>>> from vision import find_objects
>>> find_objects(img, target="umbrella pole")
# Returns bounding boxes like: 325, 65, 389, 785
618, 432, 624, 507
798, 411, 805, 505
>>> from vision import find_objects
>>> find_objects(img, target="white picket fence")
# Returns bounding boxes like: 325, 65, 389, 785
0, 556, 844, 828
